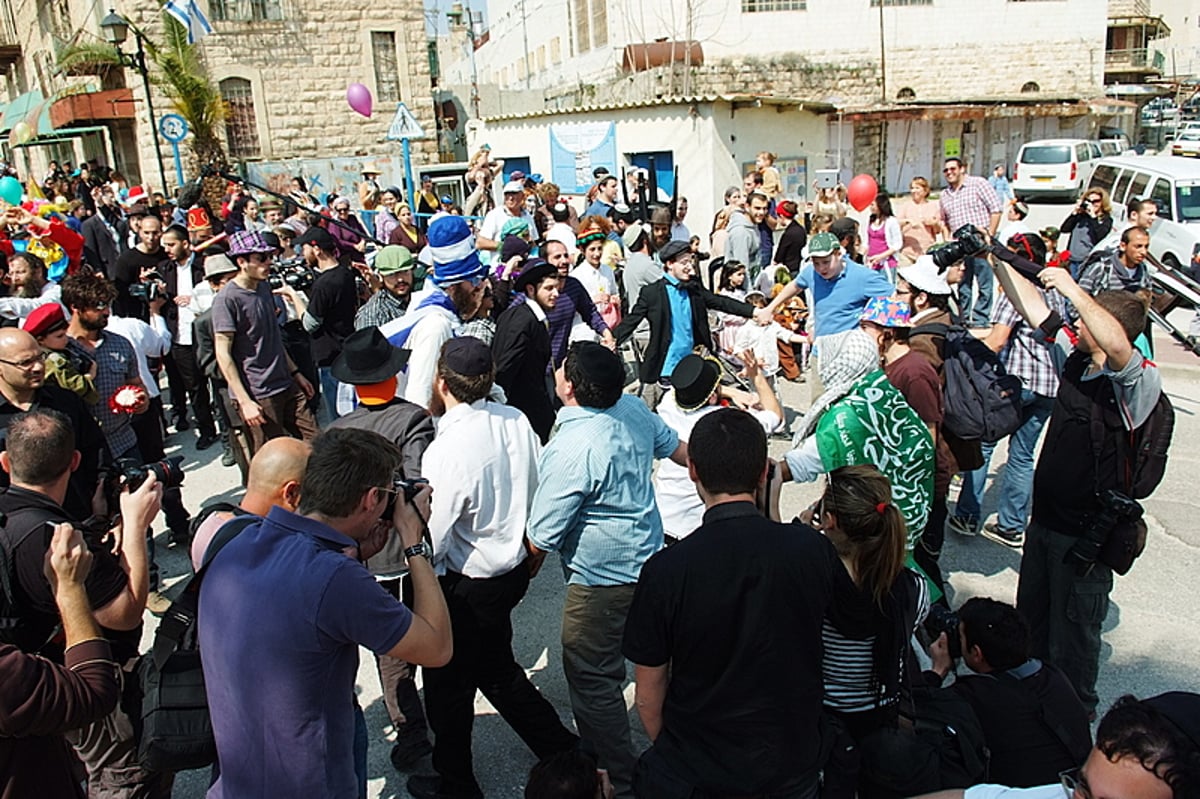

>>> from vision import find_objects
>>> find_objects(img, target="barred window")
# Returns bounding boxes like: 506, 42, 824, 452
211, 0, 283, 23
573, 0, 589, 53
741, 0, 805, 11
220, 78, 261, 160
870, 0, 932, 5
371, 32, 401, 103
591, 0, 607, 47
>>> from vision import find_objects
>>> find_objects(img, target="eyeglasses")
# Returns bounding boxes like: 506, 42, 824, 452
894, 288, 912, 297
335, 206, 350, 212
1087, 198, 1102, 205
942, 167, 959, 174
1060, 768, 1090, 799
0, 351, 46, 370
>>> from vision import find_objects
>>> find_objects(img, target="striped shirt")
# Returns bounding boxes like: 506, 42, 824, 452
527, 394, 679, 586
822, 572, 929, 713
939, 175, 1002, 233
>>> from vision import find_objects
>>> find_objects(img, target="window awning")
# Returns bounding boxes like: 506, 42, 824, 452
10, 100, 107, 148
0, 90, 45, 135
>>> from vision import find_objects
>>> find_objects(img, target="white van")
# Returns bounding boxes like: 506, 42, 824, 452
1012, 138, 1102, 201
1086, 155, 1200, 270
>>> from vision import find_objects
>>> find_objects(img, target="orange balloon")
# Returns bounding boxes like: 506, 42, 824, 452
847, 174, 879, 212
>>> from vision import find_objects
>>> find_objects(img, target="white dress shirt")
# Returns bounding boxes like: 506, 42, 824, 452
421, 398, 541, 578
107, 313, 171, 399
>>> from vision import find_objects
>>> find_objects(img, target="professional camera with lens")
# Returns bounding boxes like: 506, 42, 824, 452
128, 272, 163, 303
930, 224, 990, 272
267, 258, 316, 292
924, 603, 963, 660
383, 476, 429, 519
1064, 489, 1144, 574
115, 456, 185, 492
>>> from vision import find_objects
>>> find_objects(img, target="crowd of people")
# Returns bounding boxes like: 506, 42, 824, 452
0, 150, 1193, 799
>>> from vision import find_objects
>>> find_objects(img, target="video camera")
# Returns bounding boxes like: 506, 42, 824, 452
268, 258, 316, 292
128, 271, 164, 304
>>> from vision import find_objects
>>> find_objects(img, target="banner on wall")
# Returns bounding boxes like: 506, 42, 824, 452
741, 156, 809, 201
244, 156, 405, 205
549, 122, 617, 194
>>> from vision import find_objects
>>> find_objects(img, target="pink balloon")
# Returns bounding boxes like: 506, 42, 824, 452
346, 83, 373, 118
846, 174, 879, 212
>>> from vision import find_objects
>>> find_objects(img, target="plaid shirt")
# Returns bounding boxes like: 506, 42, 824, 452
991, 289, 1063, 398
353, 288, 410, 331
460, 318, 496, 346
67, 333, 141, 457
939, 175, 1002, 232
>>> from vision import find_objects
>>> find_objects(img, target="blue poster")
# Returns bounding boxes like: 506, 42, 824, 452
549, 122, 616, 194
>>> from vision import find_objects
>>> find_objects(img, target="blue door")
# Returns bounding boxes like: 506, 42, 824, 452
628, 151, 675, 197
502, 157, 532, 183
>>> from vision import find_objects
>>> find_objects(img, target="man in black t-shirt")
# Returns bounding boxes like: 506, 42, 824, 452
286, 226, 358, 421
112, 213, 166, 319
622, 408, 837, 798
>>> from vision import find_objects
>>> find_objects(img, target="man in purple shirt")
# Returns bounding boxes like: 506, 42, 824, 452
939, 157, 1002, 327
198, 428, 452, 798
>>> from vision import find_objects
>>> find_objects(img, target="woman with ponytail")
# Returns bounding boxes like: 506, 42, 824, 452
805, 464, 929, 799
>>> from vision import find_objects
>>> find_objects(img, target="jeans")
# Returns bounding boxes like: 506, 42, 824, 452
1016, 521, 1113, 714
956, 390, 1055, 531
318, 365, 342, 422
956, 255, 994, 327
562, 583, 639, 799
353, 701, 367, 799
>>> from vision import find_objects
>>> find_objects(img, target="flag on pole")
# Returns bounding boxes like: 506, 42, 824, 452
164, 0, 214, 44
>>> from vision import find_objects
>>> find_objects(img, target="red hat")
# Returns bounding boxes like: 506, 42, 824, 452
22, 303, 67, 337
187, 206, 212, 232
123, 185, 148, 207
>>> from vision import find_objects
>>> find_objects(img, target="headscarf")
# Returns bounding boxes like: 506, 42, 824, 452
500, 217, 530, 239
793, 329, 879, 444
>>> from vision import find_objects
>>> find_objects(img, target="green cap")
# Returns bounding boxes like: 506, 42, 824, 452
374, 245, 415, 274
808, 231, 840, 257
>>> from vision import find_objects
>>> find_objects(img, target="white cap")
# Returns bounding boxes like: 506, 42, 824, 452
502, 180, 524, 194
897, 255, 953, 296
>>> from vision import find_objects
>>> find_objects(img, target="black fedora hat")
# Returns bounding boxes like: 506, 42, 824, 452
513, 259, 557, 293
671, 354, 721, 411
331, 328, 410, 385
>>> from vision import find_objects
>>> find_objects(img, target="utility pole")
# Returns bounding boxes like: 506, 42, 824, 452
877, 0, 887, 105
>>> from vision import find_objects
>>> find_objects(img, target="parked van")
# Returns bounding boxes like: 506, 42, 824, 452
1012, 138, 1102, 201
1086, 155, 1200, 270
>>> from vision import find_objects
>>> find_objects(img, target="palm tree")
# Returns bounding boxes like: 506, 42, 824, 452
57, 14, 228, 201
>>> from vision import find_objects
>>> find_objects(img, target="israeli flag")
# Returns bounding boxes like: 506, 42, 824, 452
164, 0, 214, 44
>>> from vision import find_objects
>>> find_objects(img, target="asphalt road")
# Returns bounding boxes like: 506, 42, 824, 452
152, 310, 1199, 796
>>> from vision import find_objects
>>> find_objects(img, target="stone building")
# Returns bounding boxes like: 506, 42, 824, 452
443, 0, 1134, 193
0, 0, 436, 195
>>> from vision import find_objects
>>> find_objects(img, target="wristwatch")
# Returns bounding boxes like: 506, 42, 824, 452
404, 541, 432, 562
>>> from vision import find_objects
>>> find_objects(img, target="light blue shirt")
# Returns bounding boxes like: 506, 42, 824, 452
795, 259, 895, 338
662, 272, 694, 379
528, 394, 680, 586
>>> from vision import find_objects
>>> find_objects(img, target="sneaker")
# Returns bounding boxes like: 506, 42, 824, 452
221, 445, 236, 468
947, 515, 978, 537
981, 522, 1025, 548
196, 432, 220, 451
146, 591, 173, 616
390, 738, 432, 771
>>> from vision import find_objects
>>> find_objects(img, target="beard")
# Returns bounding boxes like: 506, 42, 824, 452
428, 384, 447, 418
447, 281, 482, 320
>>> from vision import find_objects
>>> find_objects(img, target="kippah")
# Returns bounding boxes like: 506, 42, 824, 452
572, 342, 624, 389
442, 336, 492, 377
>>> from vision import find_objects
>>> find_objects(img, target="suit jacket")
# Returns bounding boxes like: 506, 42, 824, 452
81, 213, 119, 277
613, 278, 754, 383
159, 253, 207, 341
493, 301, 555, 443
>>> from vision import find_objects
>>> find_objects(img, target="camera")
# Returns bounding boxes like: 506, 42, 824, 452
267, 258, 316, 292
1065, 489, 1144, 574
128, 280, 162, 303
924, 603, 962, 660
115, 456, 185, 492
930, 224, 990, 272
383, 476, 429, 519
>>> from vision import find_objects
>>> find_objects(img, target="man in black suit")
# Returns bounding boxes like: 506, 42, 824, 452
613, 239, 762, 409
81, 185, 122, 277
493, 259, 558, 443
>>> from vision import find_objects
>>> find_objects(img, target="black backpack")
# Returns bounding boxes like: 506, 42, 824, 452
913, 323, 1023, 444
136, 512, 258, 772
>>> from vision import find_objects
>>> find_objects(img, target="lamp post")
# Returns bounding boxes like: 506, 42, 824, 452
100, 10, 169, 193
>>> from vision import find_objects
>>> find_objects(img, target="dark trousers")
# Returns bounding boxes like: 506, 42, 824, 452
424, 564, 578, 796
238, 386, 319, 457
821, 706, 899, 799
1016, 521, 1113, 713
913, 494, 949, 602
635, 745, 820, 799
376, 578, 429, 745
127, 399, 189, 537
164, 344, 215, 437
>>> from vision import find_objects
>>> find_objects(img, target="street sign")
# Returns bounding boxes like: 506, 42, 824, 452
158, 114, 189, 189
386, 103, 427, 142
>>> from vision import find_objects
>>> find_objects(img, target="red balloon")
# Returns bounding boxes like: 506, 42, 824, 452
847, 174, 879, 212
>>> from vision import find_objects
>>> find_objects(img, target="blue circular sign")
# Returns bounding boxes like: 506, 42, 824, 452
159, 114, 189, 143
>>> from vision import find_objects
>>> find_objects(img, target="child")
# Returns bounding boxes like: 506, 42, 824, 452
756, 151, 783, 200
21, 302, 98, 404
1041, 225, 1071, 270
735, 289, 808, 389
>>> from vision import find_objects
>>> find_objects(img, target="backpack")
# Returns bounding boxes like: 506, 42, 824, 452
912, 323, 1023, 443
136, 513, 258, 772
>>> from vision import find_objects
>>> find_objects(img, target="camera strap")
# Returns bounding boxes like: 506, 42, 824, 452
1088, 388, 1135, 498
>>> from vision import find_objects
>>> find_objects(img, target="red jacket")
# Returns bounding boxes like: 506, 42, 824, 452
0, 217, 86, 271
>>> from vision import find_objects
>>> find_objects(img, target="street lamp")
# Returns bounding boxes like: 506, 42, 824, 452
100, 9, 169, 193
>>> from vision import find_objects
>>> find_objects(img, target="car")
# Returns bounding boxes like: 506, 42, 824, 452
1170, 131, 1200, 158
1087, 155, 1200, 272
1011, 138, 1102, 201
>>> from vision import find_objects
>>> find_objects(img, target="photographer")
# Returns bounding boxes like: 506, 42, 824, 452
991, 256, 1164, 718
1060, 188, 1113, 280
0, 409, 169, 796
111, 213, 166, 319
924, 598, 1091, 788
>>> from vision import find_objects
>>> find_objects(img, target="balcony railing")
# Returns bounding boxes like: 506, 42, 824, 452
1105, 47, 1165, 72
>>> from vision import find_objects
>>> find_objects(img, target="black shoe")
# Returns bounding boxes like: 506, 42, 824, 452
981, 522, 1025, 548
221, 446, 236, 467
168, 527, 192, 548
390, 738, 432, 771
405, 774, 482, 799
173, 415, 191, 432
196, 433, 219, 451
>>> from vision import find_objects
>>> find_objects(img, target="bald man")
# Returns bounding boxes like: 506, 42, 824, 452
0, 328, 110, 520
189, 436, 312, 570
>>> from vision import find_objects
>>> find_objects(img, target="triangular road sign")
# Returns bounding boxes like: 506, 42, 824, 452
386, 103, 427, 141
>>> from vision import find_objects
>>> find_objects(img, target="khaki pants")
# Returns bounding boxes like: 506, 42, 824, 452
236, 385, 319, 457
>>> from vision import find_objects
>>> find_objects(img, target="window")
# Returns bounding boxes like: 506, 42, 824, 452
536, 46, 545, 72
1089, 165, 1117, 194
1021, 81, 1040, 93
742, 0, 805, 10
38, 0, 72, 41
1149, 178, 1173, 220
1127, 172, 1149, 200
550, 37, 561, 64
591, 0, 607, 47
211, 0, 283, 23
371, 32, 401, 104
1021, 145, 1070, 165
1112, 170, 1133, 205
220, 78, 261, 160
870, 0, 931, 5
573, 0, 590, 52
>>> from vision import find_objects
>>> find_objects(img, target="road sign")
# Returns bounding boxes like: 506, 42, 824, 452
386, 103, 427, 142
159, 114, 188, 143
